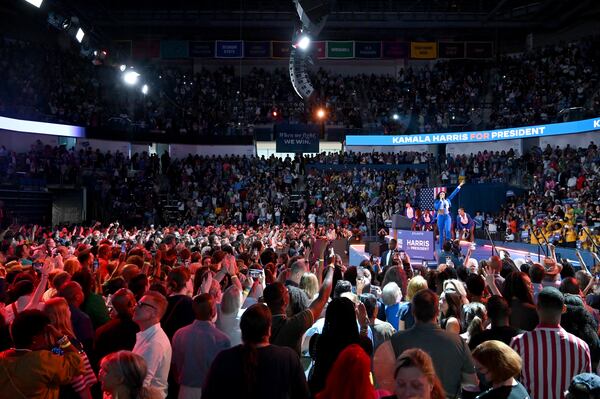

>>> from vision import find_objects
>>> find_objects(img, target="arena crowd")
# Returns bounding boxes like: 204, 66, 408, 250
0, 219, 599, 398
1, 37, 599, 135
1, 140, 598, 249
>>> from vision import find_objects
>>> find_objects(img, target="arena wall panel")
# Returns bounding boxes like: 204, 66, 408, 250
168, 144, 255, 159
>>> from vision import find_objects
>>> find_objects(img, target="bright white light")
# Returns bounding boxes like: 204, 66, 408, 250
75, 28, 85, 43
119, 64, 127, 72
392, 113, 399, 120
123, 71, 140, 85
25, 0, 44, 8
316, 108, 326, 119
141, 84, 149, 95
0, 116, 84, 137
297, 35, 311, 50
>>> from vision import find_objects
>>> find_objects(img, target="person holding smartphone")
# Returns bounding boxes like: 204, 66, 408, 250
0, 310, 84, 399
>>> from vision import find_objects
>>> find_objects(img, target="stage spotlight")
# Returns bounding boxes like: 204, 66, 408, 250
119, 64, 127, 72
293, 31, 311, 51
123, 70, 140, 85
316, 108, 326, 119
392, 113, 399, 120
91, 50, 108, 66
24, 0, 43, 8
141, 84, 149, 95
272, 110, 278, 117
297, 35, 311, 50
61, 18, 71, 30
75, 28, 85, 43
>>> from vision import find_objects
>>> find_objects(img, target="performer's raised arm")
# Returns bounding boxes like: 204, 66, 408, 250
447, 180, 465, 201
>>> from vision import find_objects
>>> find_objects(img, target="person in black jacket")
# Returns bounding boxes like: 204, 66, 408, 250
203, 303, 309, 399
381, 239, 398, 269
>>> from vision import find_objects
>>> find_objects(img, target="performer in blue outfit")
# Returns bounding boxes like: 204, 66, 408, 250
434, 181, 464, 250
455, 207, 475, 241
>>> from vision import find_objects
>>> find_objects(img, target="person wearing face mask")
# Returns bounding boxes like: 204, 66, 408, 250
171, 293, 231, 399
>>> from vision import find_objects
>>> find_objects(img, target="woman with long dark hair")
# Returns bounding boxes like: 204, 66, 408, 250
203, 303, 309, 399
501, 271, 539, 330
309, 297, 373, 395
439, 291, 463, 334
434, 182, 464, 250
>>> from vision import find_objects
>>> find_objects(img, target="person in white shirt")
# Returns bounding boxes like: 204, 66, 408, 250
132, 291, 172, 399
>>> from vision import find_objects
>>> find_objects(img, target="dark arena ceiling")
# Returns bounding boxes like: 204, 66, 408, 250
3, 0, 600, 42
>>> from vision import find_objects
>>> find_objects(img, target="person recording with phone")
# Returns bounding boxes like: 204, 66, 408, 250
0, 310, 84, 399
436, 241, 464, 268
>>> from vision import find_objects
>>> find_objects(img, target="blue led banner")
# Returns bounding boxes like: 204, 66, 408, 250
276, 124, 320, 153
392, 230, 435, 260
215, 41, 244, 58
346, 117, 600, 146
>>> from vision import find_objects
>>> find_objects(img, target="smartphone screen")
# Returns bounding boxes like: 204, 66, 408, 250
121, 243, 126, 253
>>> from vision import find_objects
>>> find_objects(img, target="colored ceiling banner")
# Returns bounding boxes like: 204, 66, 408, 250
438, 42, 465, 59
112, 40, 132, 61
132, 40, 160, 59
160, 40, 189, 59
189, 41, 214, 58
326, 41, 354, 59
215, 40, 244, 58
466, 42, 493, 58
244, 41, 271, 58
355, 41, 381, 58
272, 41, 292, 59
382, 42, 409, 59
410, 42, 437, 59
313, 41, 326, 59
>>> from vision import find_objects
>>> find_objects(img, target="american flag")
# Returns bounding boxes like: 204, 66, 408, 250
418, 187, 446, 210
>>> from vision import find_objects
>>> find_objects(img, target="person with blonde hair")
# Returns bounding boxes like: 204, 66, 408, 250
383, 348, 445, 399
100, 350, 159, 399
300, 272, 319, 300
472, 340, 529, 398
43, 297, 97, 399
397, 276, 428, 330
443, 279, 469, 304
216, 284, 243, 346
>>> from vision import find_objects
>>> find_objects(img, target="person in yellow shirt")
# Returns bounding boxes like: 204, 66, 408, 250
563, 223, 577, 247
579, 223, 595, 250
0, 310, 83, 399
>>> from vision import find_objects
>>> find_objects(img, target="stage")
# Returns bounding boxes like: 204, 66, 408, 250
349, 235, 595, 270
